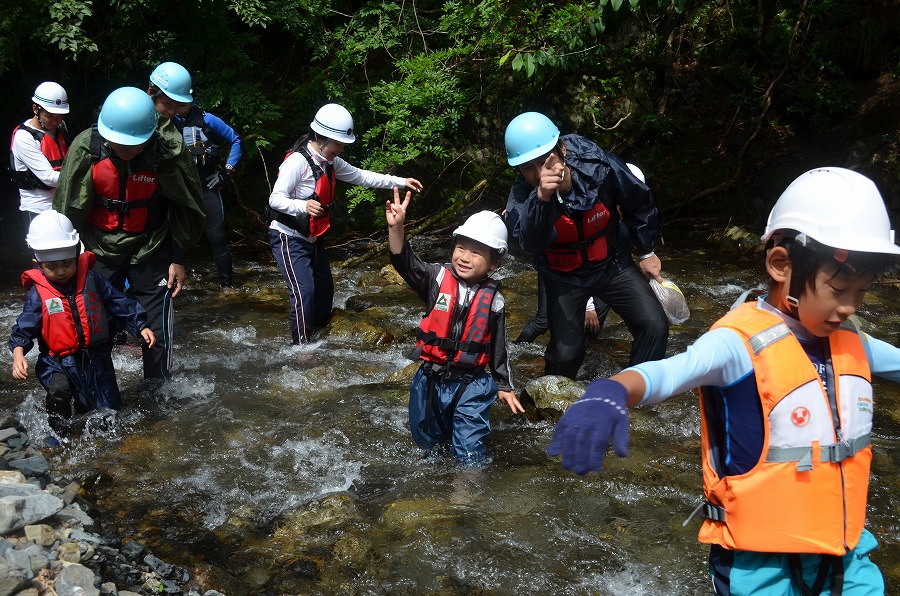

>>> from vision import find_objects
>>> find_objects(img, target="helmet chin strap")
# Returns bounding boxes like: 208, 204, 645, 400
784, 235, 809, 320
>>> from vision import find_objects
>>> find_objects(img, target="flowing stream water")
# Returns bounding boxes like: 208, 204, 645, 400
1, 215, 898, 595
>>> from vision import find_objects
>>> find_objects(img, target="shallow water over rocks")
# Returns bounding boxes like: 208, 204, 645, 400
1, 228, 899, 594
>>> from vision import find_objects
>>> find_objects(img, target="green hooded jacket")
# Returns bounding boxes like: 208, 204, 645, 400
54, 119, 205, 266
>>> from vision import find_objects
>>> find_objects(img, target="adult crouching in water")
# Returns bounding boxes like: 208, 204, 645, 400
53, 87, 206, 379
266, 103, 423, 345
503, 111, 668, 378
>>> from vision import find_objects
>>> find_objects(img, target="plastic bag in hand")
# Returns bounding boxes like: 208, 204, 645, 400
650, 278, 690, 325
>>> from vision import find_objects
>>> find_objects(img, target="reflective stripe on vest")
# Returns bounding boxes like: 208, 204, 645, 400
21, 252, 111, 357
546, 201, 612, 272
416, 267, 497, 369
696, 303, 872, 555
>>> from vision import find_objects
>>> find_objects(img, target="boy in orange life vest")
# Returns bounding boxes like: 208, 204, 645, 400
387, 188, 524, 465
9, 211, 155, 438
10, 82, 70, 224
547, 167, 900, 594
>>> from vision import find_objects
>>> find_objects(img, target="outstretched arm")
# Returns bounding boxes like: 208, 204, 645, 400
386, 187, 411, 255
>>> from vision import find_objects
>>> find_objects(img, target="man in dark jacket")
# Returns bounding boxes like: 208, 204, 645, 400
504, 111, 668, 378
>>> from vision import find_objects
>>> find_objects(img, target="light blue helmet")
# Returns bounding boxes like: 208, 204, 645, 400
97, 87, 159, 146
149, 61, 193, 103
504, 111, 560, 166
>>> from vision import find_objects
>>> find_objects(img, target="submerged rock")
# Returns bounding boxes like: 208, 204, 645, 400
521, 375, 587, 422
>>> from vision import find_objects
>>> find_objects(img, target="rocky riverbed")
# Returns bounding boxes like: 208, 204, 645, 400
0, 414, 225, 596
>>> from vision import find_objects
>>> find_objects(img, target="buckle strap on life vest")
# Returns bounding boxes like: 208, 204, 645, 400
416, 329, 492, 356
766, 434, 871, 472
96, 195, 154, 214
682, 499, 727, 527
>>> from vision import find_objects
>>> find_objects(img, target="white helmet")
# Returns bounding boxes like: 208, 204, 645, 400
311, 103, 356, 144
762, 167, 900, 256
626, 163, 646, 183
32, 82, 70, 114
453, 211, 508, 255
26, 210, 81, 262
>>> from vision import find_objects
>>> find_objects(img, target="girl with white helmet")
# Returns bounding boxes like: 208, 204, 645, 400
386, 188, 523, 465
10, 81, 71, 223
546, 167, 900, 594
9, 210, 155, 439
267, 102, 423, 344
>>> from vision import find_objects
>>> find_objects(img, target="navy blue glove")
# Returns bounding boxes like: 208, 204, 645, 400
546, 378, 630, 475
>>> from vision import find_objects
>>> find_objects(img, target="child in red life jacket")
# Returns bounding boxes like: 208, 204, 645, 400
546, 167, 900, 595
386, 188, 524, 465
8, 210, 155, 438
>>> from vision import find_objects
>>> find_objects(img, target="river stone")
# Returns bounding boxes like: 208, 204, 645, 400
384, 360, 420, 385
0, 556, 28, 596
0, 471, 27, 485
0, 492, 64, 535
56, 542, 80, 564
7, 454, 50, 478
54, 563, 99, 596
381, 498, 458, 541
24, 524, 57, 546
325, 309, 395, 348
524, 375, 586, 412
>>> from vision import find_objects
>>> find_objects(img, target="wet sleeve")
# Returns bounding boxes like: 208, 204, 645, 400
269, 152, 313, 215
489, 293, 514, 392
511, 180, 561, 255
607, 157, 660, 256
389, 241, 441, 304
53, 130, 96, 230
94, 272, 150, 337
8, 289, 42, 355
628, 328, 753, 406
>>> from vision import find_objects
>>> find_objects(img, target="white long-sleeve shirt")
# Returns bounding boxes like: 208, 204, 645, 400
268, 141, 406, 241
11, 121, 63, 213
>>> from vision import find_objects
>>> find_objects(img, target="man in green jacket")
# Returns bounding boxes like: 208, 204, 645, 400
54, 86, 205, 379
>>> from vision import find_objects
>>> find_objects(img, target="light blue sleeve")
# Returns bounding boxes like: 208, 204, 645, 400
861, 332, 900, 384
627, 327, 755, 406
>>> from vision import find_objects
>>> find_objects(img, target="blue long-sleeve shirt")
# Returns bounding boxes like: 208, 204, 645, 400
172, 106, 242, 171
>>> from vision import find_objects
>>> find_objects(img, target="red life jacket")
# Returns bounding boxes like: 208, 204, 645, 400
86, 126, 167, 234
9, 123, 69, 190
546, 201, 613, 272
415, 268, 497, 369
271, 144, 336, 237
21, 252, 111, 357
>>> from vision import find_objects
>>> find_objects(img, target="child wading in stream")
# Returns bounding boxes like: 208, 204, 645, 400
386, 188, 524, 465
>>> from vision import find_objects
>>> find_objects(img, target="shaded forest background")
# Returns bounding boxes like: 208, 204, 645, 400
2, 0, 899, 254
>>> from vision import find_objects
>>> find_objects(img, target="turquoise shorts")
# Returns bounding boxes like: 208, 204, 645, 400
710, 529, 884, 595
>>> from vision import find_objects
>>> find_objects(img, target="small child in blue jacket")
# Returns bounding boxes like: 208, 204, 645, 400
9, 210, 155, 437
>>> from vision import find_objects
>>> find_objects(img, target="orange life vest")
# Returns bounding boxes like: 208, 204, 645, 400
415, 268, 497, 369
9, 123, 69, 189
87, 127, 166, 234
21, 252, 111, 357
697, 303, 872, 555
546, 201, 613, 272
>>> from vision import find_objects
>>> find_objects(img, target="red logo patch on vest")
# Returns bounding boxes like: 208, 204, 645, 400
791, 406, 811, 427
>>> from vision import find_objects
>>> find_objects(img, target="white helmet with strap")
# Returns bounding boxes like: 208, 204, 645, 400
32, 82, 70, 115
453, 211, 508, 255
26, 209, 81, 262
762, 167, 900, 257
311, 103, 356, 144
